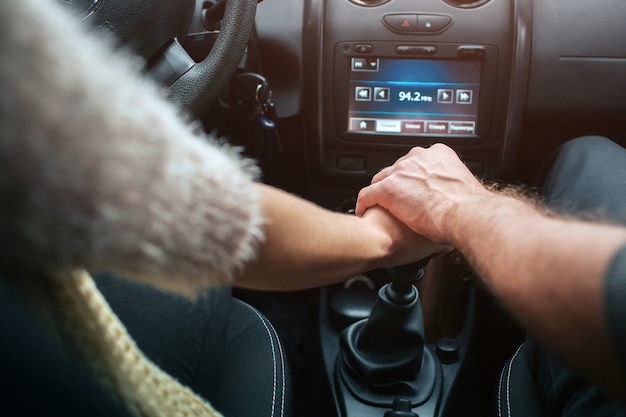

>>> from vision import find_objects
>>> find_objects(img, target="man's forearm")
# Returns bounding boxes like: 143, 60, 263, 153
356, 143, 626, 397
450, 192, 626, 396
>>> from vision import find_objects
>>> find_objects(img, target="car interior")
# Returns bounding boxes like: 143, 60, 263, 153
16, 0, 626, 416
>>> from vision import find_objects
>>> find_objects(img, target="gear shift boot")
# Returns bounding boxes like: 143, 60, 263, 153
337, 261, 439, 406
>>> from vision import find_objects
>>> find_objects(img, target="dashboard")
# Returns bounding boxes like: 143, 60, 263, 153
253, 0, 626, 205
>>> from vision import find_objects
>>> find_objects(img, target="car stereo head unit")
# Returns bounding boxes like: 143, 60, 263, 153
334, 42, 498, 144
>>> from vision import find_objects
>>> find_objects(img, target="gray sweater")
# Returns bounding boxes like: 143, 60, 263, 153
0, 0, 263, 297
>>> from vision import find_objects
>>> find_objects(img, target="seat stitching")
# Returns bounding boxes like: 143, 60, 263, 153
238, 301, 278, 417
506, 343, 525, 417
498, 354, 505, 417
250, 308, 279, 417
265, 310, 286, 417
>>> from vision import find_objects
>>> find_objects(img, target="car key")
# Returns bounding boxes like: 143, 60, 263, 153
253, 74, 282, 150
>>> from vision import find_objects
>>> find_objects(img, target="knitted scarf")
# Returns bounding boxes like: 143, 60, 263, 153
37, 270, 224, 417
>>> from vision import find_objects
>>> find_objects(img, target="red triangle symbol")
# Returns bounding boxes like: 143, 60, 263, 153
401, 19, 411, 28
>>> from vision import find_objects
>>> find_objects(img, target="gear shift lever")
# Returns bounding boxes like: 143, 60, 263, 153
337, 258, 438, 406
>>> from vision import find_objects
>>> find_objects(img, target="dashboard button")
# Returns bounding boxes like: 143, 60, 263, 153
354, 44, 373, 54
337, 156, 366, 172
417, 14, 452, 33
383, 14, 418, 33
396, 45, 437, 56
457, 45, 487, 58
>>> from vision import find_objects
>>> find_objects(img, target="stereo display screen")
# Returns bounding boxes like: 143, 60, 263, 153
347, 58, 481, 137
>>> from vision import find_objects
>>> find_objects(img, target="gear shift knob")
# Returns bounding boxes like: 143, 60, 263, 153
385, 259, 428, 304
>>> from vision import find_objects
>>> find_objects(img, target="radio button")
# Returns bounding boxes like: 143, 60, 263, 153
437, 89, 454, 104
376, 119, 402, 133
350, 118, 376, 132
354, 44, 374, 54
355, 86, 372, 101
396, 45, 437, 56
402, 121, 425, 134
457, 45, 487, 58
456, 89, 473, 104
374, 87, 390, 102
425, 121, 450, 134
449, 122, 476, 135
352, 58, 379, 72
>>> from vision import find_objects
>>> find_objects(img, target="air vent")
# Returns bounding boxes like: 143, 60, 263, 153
349, 0, 391, 7
443, 0, 491, 8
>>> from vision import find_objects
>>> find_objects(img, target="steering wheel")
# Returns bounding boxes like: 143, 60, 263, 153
60, 0, 258, 117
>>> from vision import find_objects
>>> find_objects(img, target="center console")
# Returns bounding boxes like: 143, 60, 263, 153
297, 1, 533, 416
303, 0, 530, 195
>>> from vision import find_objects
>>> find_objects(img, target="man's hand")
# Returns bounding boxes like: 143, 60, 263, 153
356, 143, 487, 243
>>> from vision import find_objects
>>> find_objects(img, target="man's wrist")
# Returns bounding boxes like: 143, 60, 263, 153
448, 189, 524, 246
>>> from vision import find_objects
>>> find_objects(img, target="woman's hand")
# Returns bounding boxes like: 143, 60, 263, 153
359, 205, 450, 268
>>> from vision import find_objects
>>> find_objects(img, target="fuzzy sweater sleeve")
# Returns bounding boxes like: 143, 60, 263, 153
0, 0, 263, 296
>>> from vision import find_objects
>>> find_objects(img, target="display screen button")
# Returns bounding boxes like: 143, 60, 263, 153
456, 89, 473, 104
449, 122, 475, 135
402, 121, 425, 134
374, 87, 390, 102
425, 121, 449, 134
352, 58, 379, 72
350, 118, 376, 132
437, 89, 454, 103
355, 86, 371, 101
376, 119, 402, 133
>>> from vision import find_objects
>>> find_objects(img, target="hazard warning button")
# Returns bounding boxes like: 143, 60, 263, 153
382, 14, 418, 33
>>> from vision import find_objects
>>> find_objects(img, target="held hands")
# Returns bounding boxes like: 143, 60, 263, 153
359, 205, 448, 268
356, 144, 487, 244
